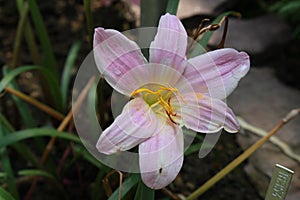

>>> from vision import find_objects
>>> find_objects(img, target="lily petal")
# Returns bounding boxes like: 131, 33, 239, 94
139, 123, 184, 189
149, 13, 188, 73
184, 48, 250, 99
96, 98, 158, 154
115, 63, 183, 96
175, 94, 239, 133
93, 28, 147, 95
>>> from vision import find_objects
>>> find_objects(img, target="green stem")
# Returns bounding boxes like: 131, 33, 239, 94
140, 0, 168, 58
0, 113, 41, 169
140, 0, 168, 27
27, 0, 58, 78
27, 0, 62, 110
0, 124, 20, 199
11, 2, 29, 68
16, 0, 40, 65
83, 0, 94, 48
166, 0, 180, 15
24, 22, 40, 65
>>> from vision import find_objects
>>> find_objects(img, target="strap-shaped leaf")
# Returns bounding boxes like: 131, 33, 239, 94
61, 41, 81, 109
0, 65, 61, 109
134, 179, 155, 200
18, 169, 56, 179
0, 187, 16, 200
0, 128, 81, 149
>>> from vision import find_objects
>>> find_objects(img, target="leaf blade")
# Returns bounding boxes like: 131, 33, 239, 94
61, 41, 81, 109
0, 128, 81, 149
134, 179, 155, 200
0, 187, 16, 200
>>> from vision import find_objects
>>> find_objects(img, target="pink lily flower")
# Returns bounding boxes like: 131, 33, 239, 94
94, 13, 250, 189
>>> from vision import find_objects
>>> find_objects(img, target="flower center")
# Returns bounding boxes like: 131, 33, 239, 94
131, 84, 185, 125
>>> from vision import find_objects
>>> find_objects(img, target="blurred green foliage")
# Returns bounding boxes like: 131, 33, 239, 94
269, 0, 300, 38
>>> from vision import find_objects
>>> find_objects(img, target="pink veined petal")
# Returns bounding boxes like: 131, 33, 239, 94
128, 0, 140, 6
101, 0, 113, 6
139, 123, 184, 189
183, 48, 250, 99
115, 63, 183, 96
93, 28, 147, 96
149, 13, 188, 74
96, 98, 158, 154
174, 94, 239, 133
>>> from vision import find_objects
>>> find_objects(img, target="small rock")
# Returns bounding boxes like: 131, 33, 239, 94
177, 0, 230, 19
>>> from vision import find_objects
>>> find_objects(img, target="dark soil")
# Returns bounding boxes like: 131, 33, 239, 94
177, 133, 262, 200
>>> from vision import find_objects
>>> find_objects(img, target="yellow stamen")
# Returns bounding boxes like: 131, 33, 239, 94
131, 85, 185, 124
130, 88, 159, 96
164, 84, 187, 104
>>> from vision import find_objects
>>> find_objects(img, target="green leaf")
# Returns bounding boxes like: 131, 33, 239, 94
0, 113, 40, 168
27, 0, 58, 79
277, 0, 300, 22
0, 187, 16, 200
134, 180, 155, 200
61, 41, 81, 109
185, 143, 202, 156
18, 169, 55, 179
0, 65, 40, 93
0, 113, 14, 132
269, 1, 285, 12
0, 172, 7, 179
16, 0, 24, 11
0, 128, 81, 149
11, 1, 29, 69
83, 0, 94, 47
27, 0, 63, 110
0, 126, 20, 199
0, 65, 61, 110
166, 0, 180, 15
278, 0, 300, 15
3, 68, 36, 127
108, 174, 140, 200
16, 0, 41, 66
1, 76, 46, 152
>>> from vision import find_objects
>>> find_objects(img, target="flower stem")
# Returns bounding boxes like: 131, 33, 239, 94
140, 0, 168, 59
11, 1, 29, 69
140, 0, 168, 27
186, 109, 300, 200
166, 0, 180, 15
83, 0, 93, 48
